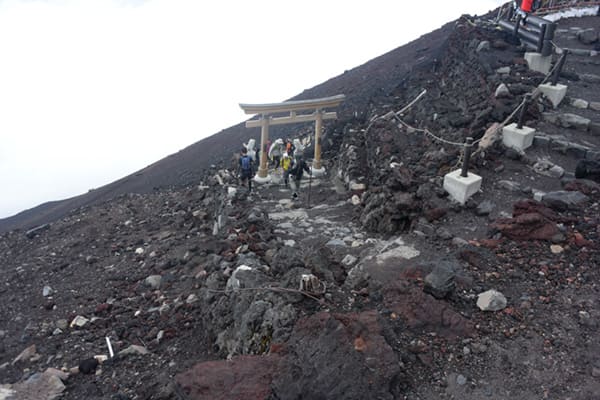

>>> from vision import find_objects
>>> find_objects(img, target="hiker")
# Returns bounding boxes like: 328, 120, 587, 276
243, 138, 257, 162
290, 156, 311, 199
293, 138, 304, 158
280, 153, 292, 187
268, 138, 285, 169
519, 0, 533, 26
285, 138, 295, 158
238, 148, 254, 193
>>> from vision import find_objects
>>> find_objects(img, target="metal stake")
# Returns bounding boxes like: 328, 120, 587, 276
551, 49, 569, 86
517, 94, 531, 129
461, 137, 474, 178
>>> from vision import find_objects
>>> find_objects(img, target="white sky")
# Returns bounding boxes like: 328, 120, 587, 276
0, 0, 505, 218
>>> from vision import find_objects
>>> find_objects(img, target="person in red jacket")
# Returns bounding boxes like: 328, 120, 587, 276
520, 0, 533, 25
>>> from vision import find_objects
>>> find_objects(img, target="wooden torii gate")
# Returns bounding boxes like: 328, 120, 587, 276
239, 94, 345, 181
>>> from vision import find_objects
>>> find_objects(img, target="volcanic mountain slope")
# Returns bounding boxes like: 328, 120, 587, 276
0, 15, 461, 234
1, 8, 600, 400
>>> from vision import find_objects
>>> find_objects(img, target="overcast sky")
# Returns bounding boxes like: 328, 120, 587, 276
0, 0, 505, 218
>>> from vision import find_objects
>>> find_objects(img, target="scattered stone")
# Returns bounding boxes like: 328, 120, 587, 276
186, 294, 198, 304
42, 286, 53, 297
144, 275, 162, 289
476, 40, 490, 52
476, 200, 494, 216
542, 191, 588, 211
351, 195, 361, 205
550, 244, 564, 254
423, 263, 456, 299
580, 74, 600, 85
477, 289, 507, 311
495, 83, 510, 98
78, 358, 99, 374
577, 28, 599, 45
570, 98, 589, 109
10, 370, 66, 400
496, 66, 511, 75
12, 344, 37, 365
590, 101, 600, 112
119, 345, 150, 356
135, 247, 145, 255
69, 315, 89, 329
341, 254, 358, 266
456, 374, 467, 386
498, 180, 522, 192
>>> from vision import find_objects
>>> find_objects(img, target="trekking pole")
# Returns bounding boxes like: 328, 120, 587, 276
307, 161, 313, 209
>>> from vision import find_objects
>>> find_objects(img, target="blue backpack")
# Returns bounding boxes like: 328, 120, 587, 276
241, 155, 251, 171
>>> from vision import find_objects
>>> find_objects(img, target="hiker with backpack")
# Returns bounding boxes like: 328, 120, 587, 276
280, 153, 292, 188
290, 155, 311, 199
238, 148, 254, 193
268, 138, 285, 169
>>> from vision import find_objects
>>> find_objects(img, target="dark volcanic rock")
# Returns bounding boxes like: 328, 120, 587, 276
272, 311, 402, 400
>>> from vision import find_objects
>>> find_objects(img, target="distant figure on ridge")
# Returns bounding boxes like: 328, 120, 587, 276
238, 148, 254, 193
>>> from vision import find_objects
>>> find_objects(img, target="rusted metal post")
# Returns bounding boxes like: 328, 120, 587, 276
551, 49, 569, 86
461, 137, 474, 178
517, 94, 531, 129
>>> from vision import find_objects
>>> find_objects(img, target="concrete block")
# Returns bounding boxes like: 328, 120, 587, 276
311, 166, 326, 178
254, 174, 272, 184
524, 52, 552, 74
502, 123, 536, 151
538, 83, 568, 108
443, 170, 482, 205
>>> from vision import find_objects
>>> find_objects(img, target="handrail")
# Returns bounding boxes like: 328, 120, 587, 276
497, 3, 557, 57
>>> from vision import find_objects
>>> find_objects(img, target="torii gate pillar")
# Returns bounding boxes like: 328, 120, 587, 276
312, 110, 324, 174
257, 116, 270, 181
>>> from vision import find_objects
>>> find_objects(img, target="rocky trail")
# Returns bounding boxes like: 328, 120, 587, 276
1, 6, 600, 400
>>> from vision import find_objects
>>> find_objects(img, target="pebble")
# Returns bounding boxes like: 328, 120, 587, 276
477, 289, 507, 311
456, 374, 467, 385
42, 286, 53, 297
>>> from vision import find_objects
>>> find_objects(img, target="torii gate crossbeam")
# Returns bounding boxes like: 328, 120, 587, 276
239, 94, 345, 181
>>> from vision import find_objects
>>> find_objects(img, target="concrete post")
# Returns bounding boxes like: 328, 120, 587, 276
313, 110, 323, 169
258, 115, 269, 178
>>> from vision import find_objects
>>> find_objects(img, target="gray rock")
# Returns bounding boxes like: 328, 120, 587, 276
436, 228, 453, 240
580, 73, 600, 84
477, 289, 507, 311
494, 83, 510, 98
42, 286, 53, 297
496, 66, 511, 75
456, 374, 467, 386
577, 28, 598, 45
570, 98, 589, 109
119, 345, 150, 356
144, 275, 162, 289
558, 113, 591, 131
590, 102, 600, 112
542, 191, 588, 211
476, 200, 495, 216
498, 180, 522, 192
423, 263, 456, 299
476, 41, 490, 52
10, 371, 66, 400
341, 254, 358, 266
